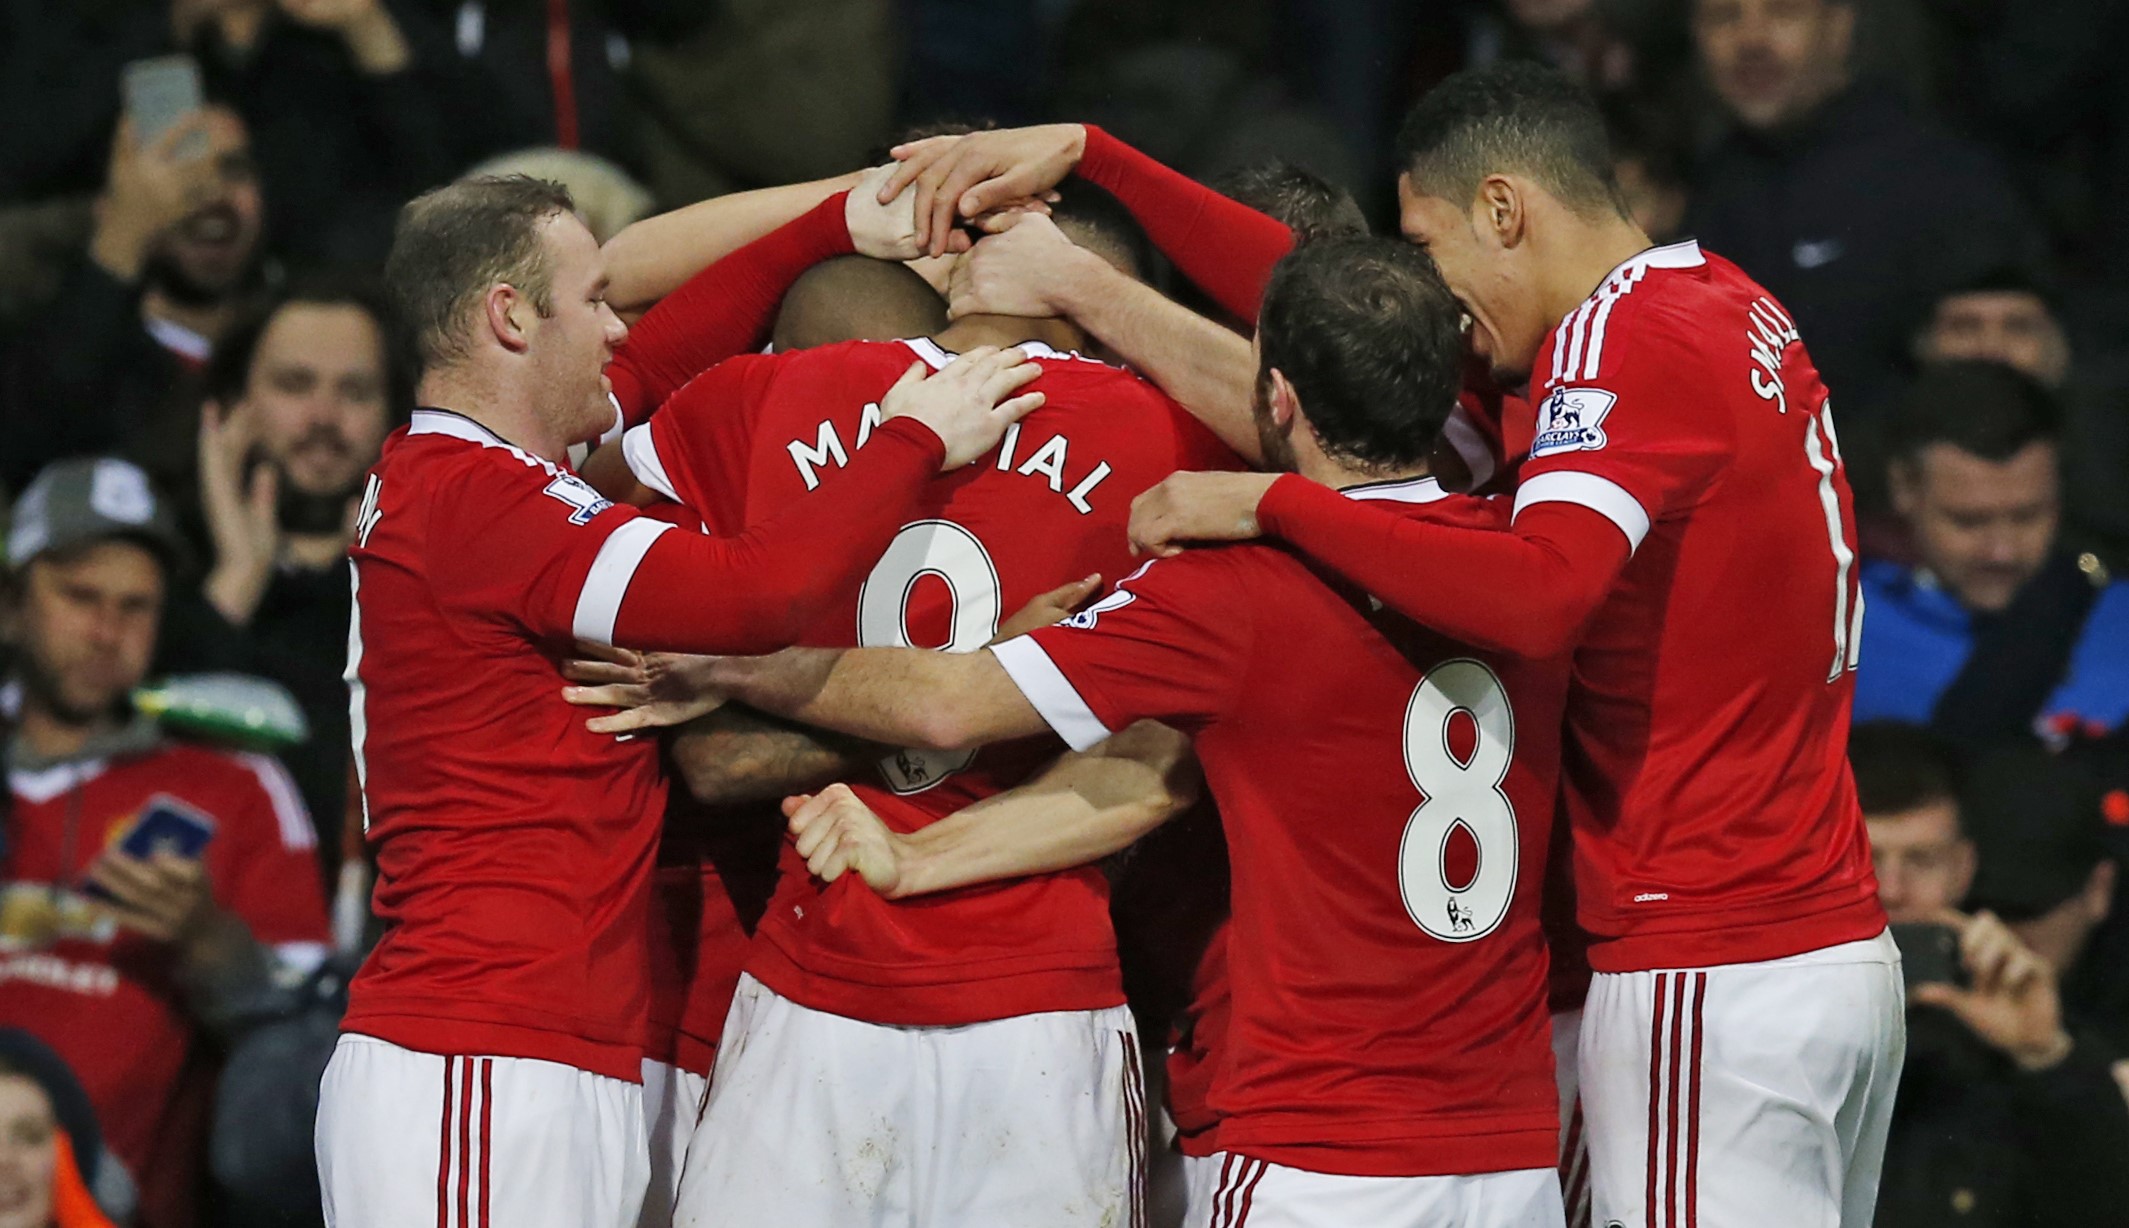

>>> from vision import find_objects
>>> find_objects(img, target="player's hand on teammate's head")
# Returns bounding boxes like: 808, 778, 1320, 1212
785, 784, 909, 898
993, 574, 1102, 643
881, 124, 1088, 258
1911, 907, 2073, 1071
848, 163, 971, 263
947, 213, 1094, 321
561, 643, 730, 735
878, 348, 1046, 470
1127, 471, 1284, 558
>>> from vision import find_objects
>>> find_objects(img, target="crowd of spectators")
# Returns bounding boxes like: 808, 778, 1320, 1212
0, 0, 2123, 1224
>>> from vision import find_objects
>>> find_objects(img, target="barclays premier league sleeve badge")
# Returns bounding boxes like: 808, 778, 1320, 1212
1530, 387, 1618, 458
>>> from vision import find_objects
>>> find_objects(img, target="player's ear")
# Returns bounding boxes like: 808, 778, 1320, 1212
1887, 455, 1921, 518
1267, 368, 1300, 430
485, 283, 531, 354
1479, 176, 1523, 250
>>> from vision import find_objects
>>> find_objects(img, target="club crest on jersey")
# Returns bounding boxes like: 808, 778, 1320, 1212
1530, 387, 1617, 457
542, 474, 613, 525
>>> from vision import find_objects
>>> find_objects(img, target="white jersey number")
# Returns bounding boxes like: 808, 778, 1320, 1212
1398, 659, 1519, 942
857, 520, 1001, 794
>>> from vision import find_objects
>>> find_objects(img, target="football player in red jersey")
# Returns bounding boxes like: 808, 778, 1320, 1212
639, 237, 1576, 1228
566, 183, 1235, 1228
885, 64, 1899, 1228
313, 175, 1045, 1228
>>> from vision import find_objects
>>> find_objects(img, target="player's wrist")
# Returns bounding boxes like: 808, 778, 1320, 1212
2009, 1027, 2075, 1071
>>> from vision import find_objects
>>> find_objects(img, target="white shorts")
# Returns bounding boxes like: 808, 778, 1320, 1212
316, 1033, 649, 1228
1552, 1009, 1591, 1228
1179, 1150, 1222, 1228
1188, 1154, 1562, 1228
638, 1058, 710, 1228
1579, 931, 1906, 1228
673, 974, 1143, 1228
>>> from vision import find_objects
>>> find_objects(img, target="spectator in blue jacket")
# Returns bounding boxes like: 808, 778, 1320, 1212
1855, 361, 2129, 742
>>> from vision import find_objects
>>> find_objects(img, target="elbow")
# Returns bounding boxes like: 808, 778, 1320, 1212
907, 705, 985, 753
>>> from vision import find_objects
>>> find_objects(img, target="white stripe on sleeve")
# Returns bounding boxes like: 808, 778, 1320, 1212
621, 424, 682, 503
572, 518, 674, 645
989, 636, 1115, 752
238, 751, 316, 850
1513, 470, 1653, 554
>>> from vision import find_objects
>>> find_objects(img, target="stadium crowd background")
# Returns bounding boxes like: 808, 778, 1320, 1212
0, 0, 2126, 1225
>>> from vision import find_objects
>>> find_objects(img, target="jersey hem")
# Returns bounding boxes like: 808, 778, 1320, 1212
1584, 893, 1887, 973
746, 939, 1125, 1026
339, 1016, 642, 1083
1219, 1118, 1557, 1178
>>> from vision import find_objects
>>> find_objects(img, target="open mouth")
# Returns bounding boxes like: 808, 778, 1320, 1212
178, 202, 242, 250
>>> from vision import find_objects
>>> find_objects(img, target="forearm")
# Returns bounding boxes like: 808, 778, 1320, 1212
176, 910, 281, 1036
1076, 125, 1294, 321
718, 645, 1050, 751
894, 721, 1198, 896
669, 705, 879, 805
604, 172, 863, 316
1050, 256, 1261, 462
605, 191, 857, 424
1256, 476, 1627, 658
610, 419, 941, 653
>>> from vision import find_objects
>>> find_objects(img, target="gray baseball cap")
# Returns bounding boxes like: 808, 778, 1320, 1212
6, 457, 184, 572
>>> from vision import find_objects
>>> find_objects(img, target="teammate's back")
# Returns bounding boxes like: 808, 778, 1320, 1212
635, 335, 1238, 1023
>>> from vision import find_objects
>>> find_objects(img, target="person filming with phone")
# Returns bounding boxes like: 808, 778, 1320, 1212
0, 457, 329, 1228
1852, 722, 2129, 1228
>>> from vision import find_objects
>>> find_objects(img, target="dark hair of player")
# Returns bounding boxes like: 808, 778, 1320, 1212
1848, 722, 1962, 820
384, 175, 578, 370
1045, 177, 1155, 282
1395, 61, 1628, 219
204, 272, 419, 425
1257, 236, 1465, 471
1888, 360, 2060, 464
1210, 161, 1368, 243
771, 256, 948, 352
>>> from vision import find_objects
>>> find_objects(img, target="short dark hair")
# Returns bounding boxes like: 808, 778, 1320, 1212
385, 175, 578, 369
772, 256, 947, 352
203, 273, 418, 423
1849, 722, 1963, 821
1210, 161, 1368, 243
1888, 360, 2060, 464
1257, 236, 1465, 470
1047, 177, 1156, 282
1395, 62, 1626, 217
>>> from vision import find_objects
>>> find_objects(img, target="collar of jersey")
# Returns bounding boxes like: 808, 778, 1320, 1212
899, 336, 1116, 372
1546, 238, 1707, 351
1339, 475, 1450, 504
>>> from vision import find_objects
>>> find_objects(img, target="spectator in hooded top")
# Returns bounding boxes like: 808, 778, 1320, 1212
0, 107, 265, 498
0, 457, 331, 1228
1913, 267, 2129, 559
1854, 723, 2129, 1228
0, 1050, 118, 1228
1685, 0, 2040, 415
1854, 361, 2129, 743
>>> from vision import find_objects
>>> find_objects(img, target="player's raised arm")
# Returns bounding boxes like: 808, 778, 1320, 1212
602, 171, 863, 316
785, 721, 1200, 899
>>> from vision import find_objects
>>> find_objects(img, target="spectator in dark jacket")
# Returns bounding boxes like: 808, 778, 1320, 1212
1686, 0, 2040, 414
1854, 724, 2129, 1228
0, 107, 265, 497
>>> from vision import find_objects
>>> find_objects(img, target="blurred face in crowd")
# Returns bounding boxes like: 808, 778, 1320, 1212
1867, 798, 1975, 924
147, 106, 264, 303
1920, 291, 2071, 390
524, 212, 629, 445
1694, 0, 1856, 130
9, 542, 164, 730
1892, 440, 2060, 613
1507, 0, 1592, 34
1397, 174, 1549, 387
0, 1074, 58, 1228
246, 302, 393, 505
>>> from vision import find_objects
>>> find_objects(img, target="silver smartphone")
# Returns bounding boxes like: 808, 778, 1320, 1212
120, 54, 207, 159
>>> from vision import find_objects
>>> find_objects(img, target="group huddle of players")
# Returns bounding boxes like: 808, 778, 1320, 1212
313, 62, 1903, 1228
